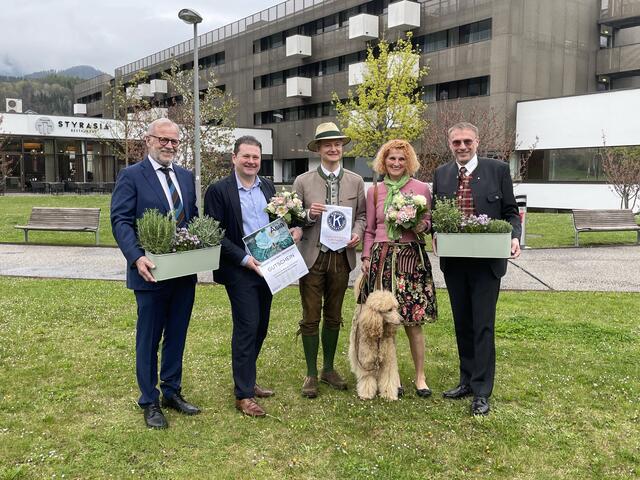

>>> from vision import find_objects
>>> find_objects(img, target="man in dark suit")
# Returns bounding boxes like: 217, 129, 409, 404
432, 121, 521, 416
204, 136, 301, 417
111, 118, 201, 429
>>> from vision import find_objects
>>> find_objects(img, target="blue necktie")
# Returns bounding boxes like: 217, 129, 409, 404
159, 167, 185, 226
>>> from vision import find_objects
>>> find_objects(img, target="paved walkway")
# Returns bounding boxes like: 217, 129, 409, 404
1, 243, 639, 292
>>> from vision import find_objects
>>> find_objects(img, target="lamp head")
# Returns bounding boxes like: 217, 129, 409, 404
178, 8, 203, 24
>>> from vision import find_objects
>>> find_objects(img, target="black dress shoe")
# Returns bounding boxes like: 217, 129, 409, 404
442, 384, 473, 399
416, 386, 432, 398
161, 393, 201, 415
144, 405, 168, 429
471, 396, 490, 416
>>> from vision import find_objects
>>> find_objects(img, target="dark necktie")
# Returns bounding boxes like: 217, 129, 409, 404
159, 167, 185, 226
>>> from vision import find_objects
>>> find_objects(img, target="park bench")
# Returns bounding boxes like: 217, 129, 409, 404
15, 207, 101, 244
572, 209, 640, 246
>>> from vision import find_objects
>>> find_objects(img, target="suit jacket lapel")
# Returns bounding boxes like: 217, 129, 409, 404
226, 174, 244, 235
141, 157, 170, 213
440, 162, 459, 197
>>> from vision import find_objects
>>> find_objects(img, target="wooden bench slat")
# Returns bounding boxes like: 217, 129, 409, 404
15, 207, 101, 244
572, 209, 640, 246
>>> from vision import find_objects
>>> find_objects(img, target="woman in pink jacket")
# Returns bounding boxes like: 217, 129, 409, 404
361, 139, 437, 397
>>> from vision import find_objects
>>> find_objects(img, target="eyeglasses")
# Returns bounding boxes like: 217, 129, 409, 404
148, 135, 180, 147
451, 139, 475, 147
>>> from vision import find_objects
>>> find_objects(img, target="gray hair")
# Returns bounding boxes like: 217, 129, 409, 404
147, 118, 179, 136
447, 122, 479, 138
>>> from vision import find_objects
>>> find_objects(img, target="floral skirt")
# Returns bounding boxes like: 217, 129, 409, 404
365, 242, 437, 326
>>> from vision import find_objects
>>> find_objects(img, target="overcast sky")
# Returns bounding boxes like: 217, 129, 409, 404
1, 0, 276, 76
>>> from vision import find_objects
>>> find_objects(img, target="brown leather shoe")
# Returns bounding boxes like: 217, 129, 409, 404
235, 398, 266, 417
254, 384, 274, 398
301, 376, 318, 398
320, 370, 348, 390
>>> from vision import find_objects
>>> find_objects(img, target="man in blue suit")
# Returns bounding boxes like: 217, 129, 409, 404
111, 118, 201, 429
205, 136, 301, 417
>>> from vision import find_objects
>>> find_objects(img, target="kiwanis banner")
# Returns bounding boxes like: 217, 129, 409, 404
320, 205, 352, 251
242, 218, 308, 294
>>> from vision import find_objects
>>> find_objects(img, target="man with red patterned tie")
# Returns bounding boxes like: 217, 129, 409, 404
432, 122, 521, 416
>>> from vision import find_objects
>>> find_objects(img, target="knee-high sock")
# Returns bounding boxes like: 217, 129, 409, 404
302, 334, 319, 377
321, 327, 340, 373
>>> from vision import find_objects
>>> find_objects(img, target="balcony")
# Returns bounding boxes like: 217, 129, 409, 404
73, 104, 87, 115
286, 35, 311, 58
286, 77, 312, 97
349, 14, 379, 40
348, 62, 367, 86
597, 43, 640, 76
600, 0, 640, 27
388, 1, 421, 31
150, 79, 168, 94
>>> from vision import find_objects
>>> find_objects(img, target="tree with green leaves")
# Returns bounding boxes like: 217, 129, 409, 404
332, 33, 428, 160
162, 60, 237, 188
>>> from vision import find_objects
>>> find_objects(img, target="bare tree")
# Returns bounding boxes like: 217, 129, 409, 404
0, 115, 16, 195
162, 60, 237, 188
416, 99, 537, 182
601, 135, 640, 211
104, 71, 151, 168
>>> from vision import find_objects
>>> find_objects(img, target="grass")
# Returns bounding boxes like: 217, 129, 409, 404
0, 278, 638, 479
2, 195, 638, 249
0, 195, 115, 246
524, 212, 639, 248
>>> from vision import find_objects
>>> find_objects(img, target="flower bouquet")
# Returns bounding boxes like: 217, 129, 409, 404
137, 209, 225, 280
265, 188, 306, 227
431, 197, 512, 258
384, 191, 429, 240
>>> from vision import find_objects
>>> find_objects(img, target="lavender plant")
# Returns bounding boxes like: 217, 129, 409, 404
137, 209, 176, 254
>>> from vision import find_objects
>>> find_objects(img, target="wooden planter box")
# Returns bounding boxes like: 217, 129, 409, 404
145, 245, 221, 281
435, 233, 511, 258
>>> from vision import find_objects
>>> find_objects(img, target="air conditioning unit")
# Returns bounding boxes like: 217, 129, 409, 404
6, 98, 23, 113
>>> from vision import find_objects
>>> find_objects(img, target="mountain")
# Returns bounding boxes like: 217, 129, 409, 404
1, 74, 85, 116
26, 65, 106, 80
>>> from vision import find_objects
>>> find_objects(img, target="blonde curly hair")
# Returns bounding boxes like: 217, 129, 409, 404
372, 139, 420, 177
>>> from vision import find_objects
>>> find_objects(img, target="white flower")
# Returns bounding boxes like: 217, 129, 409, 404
413, 194, 427, 206
276, 206, 288, 216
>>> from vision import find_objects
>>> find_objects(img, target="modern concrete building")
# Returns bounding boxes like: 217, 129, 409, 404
57, 0, 640, 207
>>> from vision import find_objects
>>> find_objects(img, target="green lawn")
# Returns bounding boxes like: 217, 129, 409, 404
1, 195, 638, 248
0, 279, 638, 479
0, 195, 115, 246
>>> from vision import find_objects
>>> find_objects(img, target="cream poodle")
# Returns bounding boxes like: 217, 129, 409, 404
349, 276, 403, 400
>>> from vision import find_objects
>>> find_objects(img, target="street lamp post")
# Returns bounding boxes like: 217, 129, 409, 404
178, 8, 203, 213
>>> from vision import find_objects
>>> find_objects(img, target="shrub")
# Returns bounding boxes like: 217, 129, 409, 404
187, 215, 225, 247
137, 209, 176, 254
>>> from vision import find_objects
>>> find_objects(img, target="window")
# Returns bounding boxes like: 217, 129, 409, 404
423, 76, 490, 102
416, 18, 492, 53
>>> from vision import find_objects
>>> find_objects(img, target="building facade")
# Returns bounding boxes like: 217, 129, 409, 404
65, 0, 640, 203
0, 112, 272, 192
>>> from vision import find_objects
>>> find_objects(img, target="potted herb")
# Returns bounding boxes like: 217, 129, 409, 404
431, 198, 512, 258
137, 209, 225, 281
